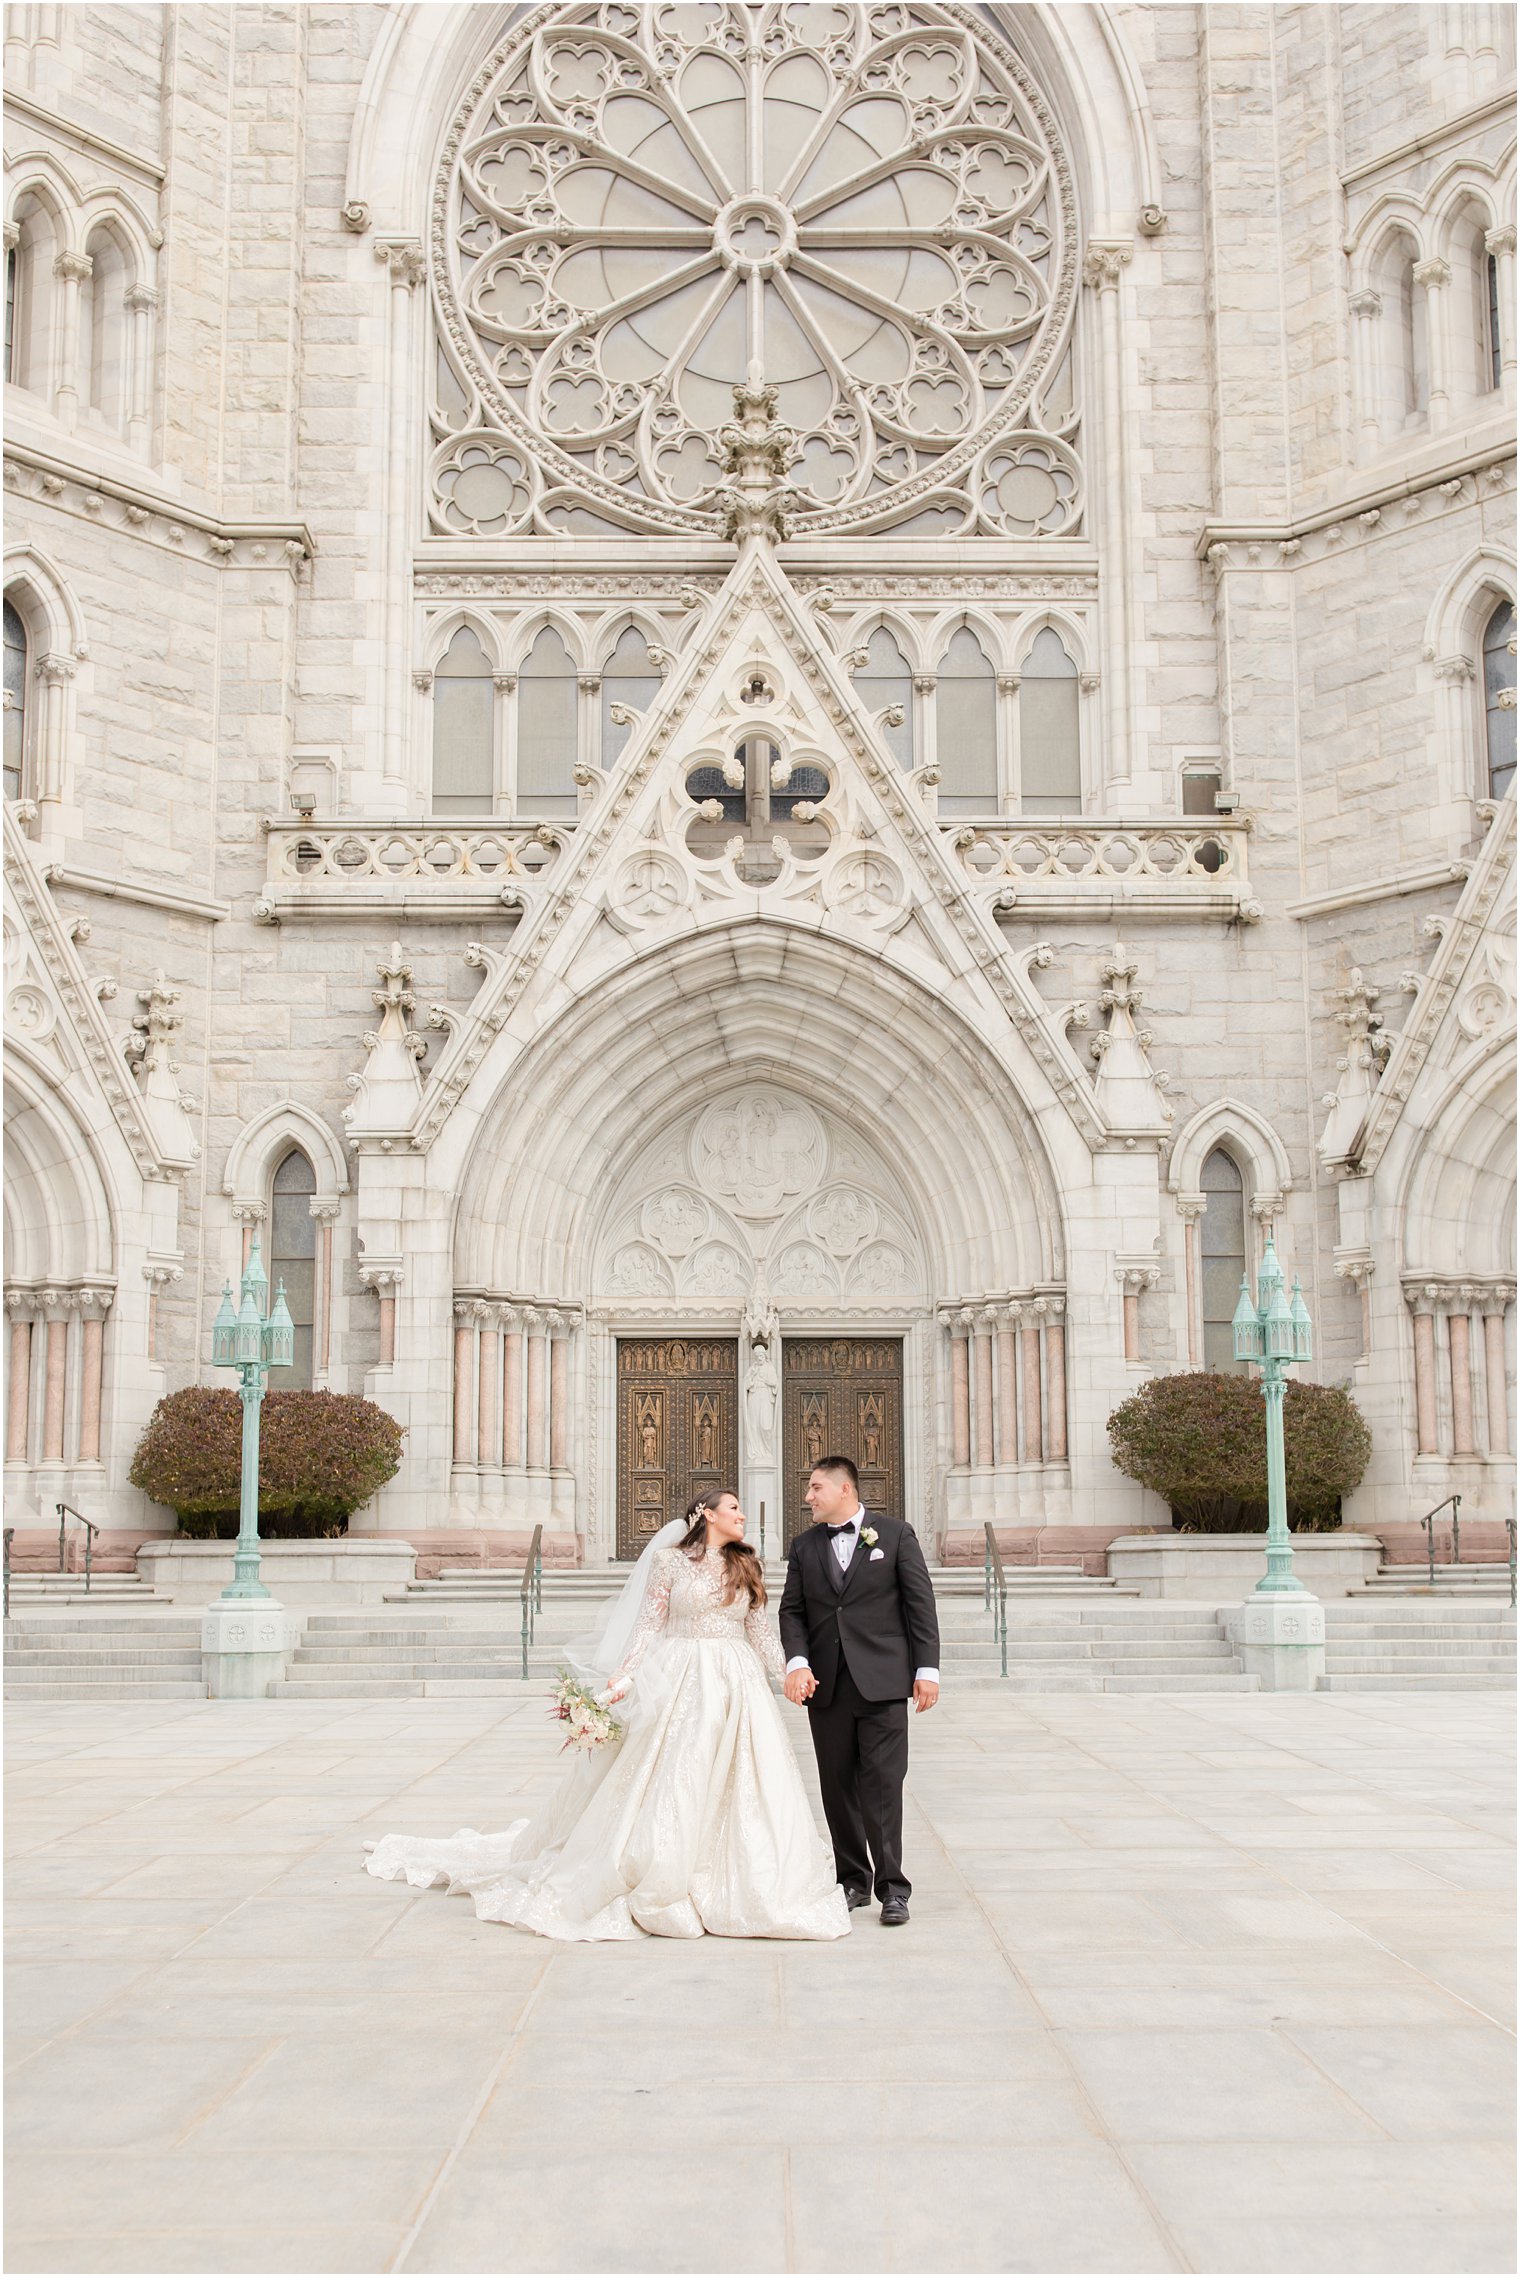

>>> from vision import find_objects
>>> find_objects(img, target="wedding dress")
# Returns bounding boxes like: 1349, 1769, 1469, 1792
364, 1541, 850, 1942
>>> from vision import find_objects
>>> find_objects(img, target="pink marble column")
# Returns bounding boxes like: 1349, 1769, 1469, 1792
994, 1321, 1018, 1466
1482, 1303, 1510, 1457
477, 1311, 500, 1474
1121, 1279, 1141, 1363
1409, 1294, 1440, 1455
525, 1320, 549, 1471
949, 1326, 970, 1468
453, 1309, 476, 1466
1044, 1309, 1068, 1464
1447, 1304, 1475, 1456
549, 1327, 570, 1472
76, 1293, 109, 1465
501, 1318, 524, 1467
972, 1325, 995, 1467
1020, 1311, 1043, 1465
312, 1208, 338, 1377
41, 1296, 69, 1464
376, 1277, 397, 1367
6, 1310, 33, 1462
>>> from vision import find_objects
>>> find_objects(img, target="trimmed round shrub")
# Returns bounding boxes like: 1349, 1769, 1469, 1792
129, 1387, 404, 1536
1106, 1371, 1372, 1532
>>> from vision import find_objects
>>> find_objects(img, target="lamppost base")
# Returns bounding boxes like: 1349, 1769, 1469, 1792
1226, 1593, 1326, 1692
201, 1596, 301, 1698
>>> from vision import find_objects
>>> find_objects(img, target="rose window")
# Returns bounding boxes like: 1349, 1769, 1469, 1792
430, 2, 1079, 537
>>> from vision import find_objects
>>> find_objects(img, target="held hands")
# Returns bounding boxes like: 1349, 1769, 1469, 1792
913, 1678, 939, 1714
783, 1667, 817, 1706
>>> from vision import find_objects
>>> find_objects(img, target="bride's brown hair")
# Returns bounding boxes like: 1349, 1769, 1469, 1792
678, 1490, 767, 1609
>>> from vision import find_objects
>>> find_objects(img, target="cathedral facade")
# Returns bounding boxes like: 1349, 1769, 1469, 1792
3, 2, 1515, 1570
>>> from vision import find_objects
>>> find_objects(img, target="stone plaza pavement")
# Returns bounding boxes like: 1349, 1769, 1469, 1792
4, 1689, 1515, 2276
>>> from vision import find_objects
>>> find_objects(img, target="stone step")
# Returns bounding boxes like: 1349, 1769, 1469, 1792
3, 1681, 207, 1701
3, 1646, 204, 1665
1319, 1672, 1518, 1691
1323, 1652, 1516, 1672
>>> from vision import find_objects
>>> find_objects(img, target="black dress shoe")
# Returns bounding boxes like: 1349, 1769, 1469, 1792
843, 1886, 872, 1910
880, 1897, 910, 1926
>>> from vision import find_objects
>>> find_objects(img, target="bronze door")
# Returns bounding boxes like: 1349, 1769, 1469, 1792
782, 1337, 905, 1545
616, 1338, 739, 1560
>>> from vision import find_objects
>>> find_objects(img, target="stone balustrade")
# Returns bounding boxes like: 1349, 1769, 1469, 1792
256, 817, 568, 922
946, 817, 1257, 921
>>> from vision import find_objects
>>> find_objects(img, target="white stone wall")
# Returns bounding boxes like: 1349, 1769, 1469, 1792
3, 4, 1513, 1556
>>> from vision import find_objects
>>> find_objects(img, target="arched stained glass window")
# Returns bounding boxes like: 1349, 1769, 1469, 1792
1019, 627, 1080, 815
432, 624, 494, 816
853, 629, 914, 768
1200, 1149, 1247, 1374
4, 598, 27, 804
601, 625, 661, 766
1483, 598, 1516, 802
936, 628, 997, 814
268, 1148, 316, 1392
518, 626, 578, 818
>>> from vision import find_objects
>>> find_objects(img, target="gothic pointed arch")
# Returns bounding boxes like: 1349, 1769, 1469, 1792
1167, 1098, 1294, 1220
222, 1100, 349, 1217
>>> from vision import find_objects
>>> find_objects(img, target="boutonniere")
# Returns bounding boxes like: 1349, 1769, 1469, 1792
860, 1527, 878, 1548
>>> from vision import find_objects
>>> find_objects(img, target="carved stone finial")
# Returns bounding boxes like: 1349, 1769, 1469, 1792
1317, 966, 1391, 1170
342, 941, 427, 1139
1089, 943, 1171, 1135
707, 367, 801, 545
124, 971, 201, 1167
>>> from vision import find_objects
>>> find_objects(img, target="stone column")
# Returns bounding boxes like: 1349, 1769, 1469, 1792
525, 1313, 549, 1471
1347, 288, 1384, 458
1407, 1285, 1441, 1455
51, 247, 91, 432
996, 674, 1020, 811
374, 239, 426, 788
1413, 257, 1452, 426
913, 675, 937, 777
1083, 241, 1134, 789
477, 1304, 501, 1474
1480, 1287, 1513, 1457
1486, 227, 1516, 384
452, 1301, 477, 1467
142, 1261, 181, 1364
1447, 1297, 1476, 1457
361, 1263, 401, 1367
123, 281, 158, 454
549, 1316, 571, 1472
40, 1289, 69, 1464
75, 1287, 111, 1464
1043, 1299, 1068, 1464
5, 1298, 34, 1463
948, 1315, 970, 1469
1177, 1201, 1205, 1366
34, 652, 77, 815
1019, 1303, 1044, 1465
501, 1308, 524, 1467
972, 1313, 995, 1467
994, 1310, 1018, 1467
311, 1204, 340, 1382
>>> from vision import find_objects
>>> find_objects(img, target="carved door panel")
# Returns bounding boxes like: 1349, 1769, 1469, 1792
781, 1338, 905, 1545
616, 1338, 739, 1560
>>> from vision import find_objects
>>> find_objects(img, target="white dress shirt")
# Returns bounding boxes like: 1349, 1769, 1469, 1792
785, 1506, 940, 1685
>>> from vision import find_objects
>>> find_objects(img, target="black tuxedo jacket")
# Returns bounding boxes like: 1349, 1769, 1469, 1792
778, 1512, 940, 1708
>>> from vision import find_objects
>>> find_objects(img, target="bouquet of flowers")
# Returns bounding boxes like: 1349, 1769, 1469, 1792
551, 1673, 624, 1753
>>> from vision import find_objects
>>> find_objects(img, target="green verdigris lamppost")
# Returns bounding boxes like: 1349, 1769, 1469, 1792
1225, 1229, 1327, 1689
210, 1234, 294, 1600
201, 1234, 299, 1696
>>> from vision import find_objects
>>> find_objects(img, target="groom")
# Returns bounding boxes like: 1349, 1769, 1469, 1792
779, 1455, 940, 1925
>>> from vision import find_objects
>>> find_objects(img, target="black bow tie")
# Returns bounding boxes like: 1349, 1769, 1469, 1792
825, 1521, 858, 1538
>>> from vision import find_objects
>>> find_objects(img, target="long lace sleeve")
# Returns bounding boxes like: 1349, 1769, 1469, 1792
744, 1597, 786, 1680
609, 1550, 675, 1693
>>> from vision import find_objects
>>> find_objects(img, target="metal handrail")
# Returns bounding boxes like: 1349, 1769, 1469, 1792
520, 1524, 543, 1681
56, 1503, 98, 1593
3, 1528, 12, 1620
1507, 1520, 1516, 1610
1418, 1494, 1462, 1586
984, 1522, 1008, 1679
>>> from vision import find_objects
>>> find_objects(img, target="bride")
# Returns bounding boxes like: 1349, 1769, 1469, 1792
363, 1490, 849, 1942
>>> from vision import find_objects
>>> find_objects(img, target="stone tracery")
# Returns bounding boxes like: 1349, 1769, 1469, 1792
429, 1, 1080, 537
